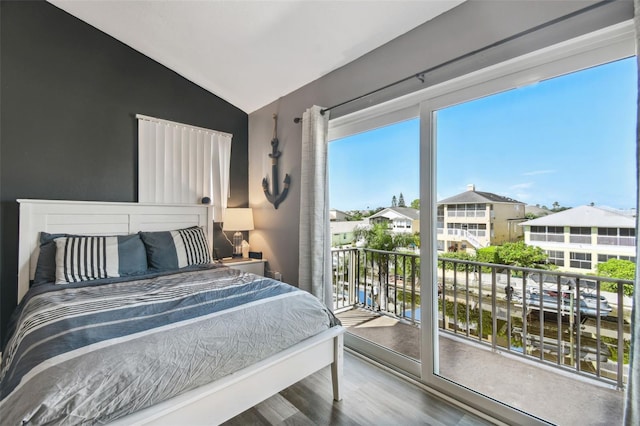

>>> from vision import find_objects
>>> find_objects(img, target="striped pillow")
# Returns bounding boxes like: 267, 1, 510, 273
54, 235, 148, 284
139, 227, 212, 271
171, 227, 212, 268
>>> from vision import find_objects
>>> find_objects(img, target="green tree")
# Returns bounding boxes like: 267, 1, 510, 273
597, 259, 635, 297
495, 241, 547, 268
354, 223, 394, 251
347, 211, 363, 221
411, 199, 420, 209
398, 193, 406, 207
597, 258, 636, 280
438, 251, 476, 271
476, 246, 499, 264
393, 232, 417, 249
391, 196, 397, 207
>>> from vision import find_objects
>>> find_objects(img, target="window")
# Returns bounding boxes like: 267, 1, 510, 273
599, 254, 637, 263
569, 227, 592, 244
137, 115, 232, 220
570, 227, 591, 235
530, 226, 564, 242
547, 250, 565, 266
430, 30, 636, 422
598, 227, 617, 236
328, 19, 635, 425
598, 253, 615, 262
467, 223, 487, 237
597, 227, 636, 246
570, 252, 592, 269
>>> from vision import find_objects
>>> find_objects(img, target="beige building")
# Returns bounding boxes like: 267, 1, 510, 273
521, 205, 636, 274
437, 184, 526, 252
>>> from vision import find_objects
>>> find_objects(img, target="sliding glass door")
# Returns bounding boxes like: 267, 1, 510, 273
329, 21, 635, 425
329, 116, 422, 375
420, 23, 635, 424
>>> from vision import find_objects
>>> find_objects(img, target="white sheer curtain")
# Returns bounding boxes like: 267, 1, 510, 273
625, 3, 640, 424
298, 105, 332, 307
137, 115, 232, 221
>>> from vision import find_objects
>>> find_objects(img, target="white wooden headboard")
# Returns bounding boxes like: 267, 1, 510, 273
17, 199, 214, 303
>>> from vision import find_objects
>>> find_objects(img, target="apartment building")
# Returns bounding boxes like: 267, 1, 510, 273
521, 205, 636, 273
437, 184, 526, 252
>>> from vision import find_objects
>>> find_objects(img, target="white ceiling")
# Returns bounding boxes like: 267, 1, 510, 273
48, 1, 464, 113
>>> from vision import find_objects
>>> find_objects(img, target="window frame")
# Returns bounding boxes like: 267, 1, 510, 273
327, 19, 635, 426
570, 251, 593, 269
419, 20, 635, 424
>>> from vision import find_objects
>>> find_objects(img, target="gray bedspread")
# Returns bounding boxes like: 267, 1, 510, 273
0, 265, 338, 425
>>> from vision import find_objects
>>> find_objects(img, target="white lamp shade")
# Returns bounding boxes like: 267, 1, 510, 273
222, 208, 255, 231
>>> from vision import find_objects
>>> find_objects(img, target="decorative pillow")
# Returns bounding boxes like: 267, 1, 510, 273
54, 234, 148, 284
33, 232, 68, 285
139, 226, 211, 271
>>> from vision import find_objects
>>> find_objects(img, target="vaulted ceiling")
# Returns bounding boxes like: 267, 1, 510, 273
48, 1, 464, 113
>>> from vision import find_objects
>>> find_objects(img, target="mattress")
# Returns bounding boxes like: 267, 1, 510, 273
0, 265, 339, 425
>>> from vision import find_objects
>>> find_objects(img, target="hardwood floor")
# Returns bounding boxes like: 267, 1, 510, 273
222, 351, 494, 426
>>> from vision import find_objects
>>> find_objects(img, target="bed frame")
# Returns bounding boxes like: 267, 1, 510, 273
16, 199, 344, 425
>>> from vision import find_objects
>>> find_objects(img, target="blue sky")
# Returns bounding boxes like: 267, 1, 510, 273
329, 57, 637, 211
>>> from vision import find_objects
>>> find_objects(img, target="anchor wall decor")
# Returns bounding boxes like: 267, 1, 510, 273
262, 114, 290, 209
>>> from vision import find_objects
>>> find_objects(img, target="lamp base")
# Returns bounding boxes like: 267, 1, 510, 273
232, 231, 243, 258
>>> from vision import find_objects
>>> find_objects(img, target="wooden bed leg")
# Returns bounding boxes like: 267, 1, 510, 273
331, 333, 344, 401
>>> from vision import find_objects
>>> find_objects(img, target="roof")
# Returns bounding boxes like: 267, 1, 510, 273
330, 209, 352, 220
520, 205, 636, 228
525, 205, 552, 216
438, 190, 523, 205
368, 207, 420, 221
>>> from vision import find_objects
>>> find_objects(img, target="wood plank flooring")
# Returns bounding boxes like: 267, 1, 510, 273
222, 351, 493, 426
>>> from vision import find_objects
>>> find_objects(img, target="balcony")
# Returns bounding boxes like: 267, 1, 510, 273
597, 235, 637, 247
332, 248, 631, 424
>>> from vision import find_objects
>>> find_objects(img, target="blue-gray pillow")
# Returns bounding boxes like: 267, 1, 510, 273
54, 234, 148, 284
139, 227, 211, 271
33, 232, 67, 285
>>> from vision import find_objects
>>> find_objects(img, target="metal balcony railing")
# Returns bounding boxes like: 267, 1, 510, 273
332, 248, 633, 389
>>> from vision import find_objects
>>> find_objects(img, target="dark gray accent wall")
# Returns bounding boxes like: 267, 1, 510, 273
0, 1, 248, 342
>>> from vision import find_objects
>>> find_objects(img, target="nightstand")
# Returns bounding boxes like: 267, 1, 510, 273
221, 258, 266, 276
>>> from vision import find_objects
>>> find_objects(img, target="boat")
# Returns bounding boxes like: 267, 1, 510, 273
523, 288, 612, 317
520, 273, 613, 317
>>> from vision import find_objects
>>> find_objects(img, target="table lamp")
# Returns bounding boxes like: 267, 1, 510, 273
222, 208, 254, 258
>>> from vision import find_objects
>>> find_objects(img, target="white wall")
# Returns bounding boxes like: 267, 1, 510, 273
247, 0, 632, 286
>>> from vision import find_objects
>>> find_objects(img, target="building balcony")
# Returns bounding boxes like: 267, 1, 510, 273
332, 248, 630, 424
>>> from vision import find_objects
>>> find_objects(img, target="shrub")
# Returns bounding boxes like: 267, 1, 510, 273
438, 252, 476, 271
477, 246, 499, 264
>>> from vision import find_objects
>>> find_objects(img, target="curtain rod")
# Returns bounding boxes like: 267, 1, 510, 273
136, 114, 233, 138
293, 0, 612, 123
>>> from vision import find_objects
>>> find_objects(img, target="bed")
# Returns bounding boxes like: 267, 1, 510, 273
1, 199, 344, 425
